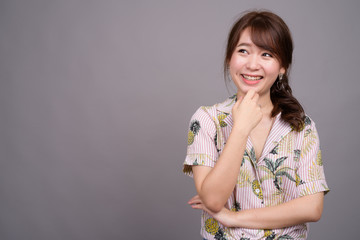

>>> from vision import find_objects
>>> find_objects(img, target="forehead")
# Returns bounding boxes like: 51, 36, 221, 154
237, 27, 276, 52
236, 28, 260, 49
238, 28, 252, 43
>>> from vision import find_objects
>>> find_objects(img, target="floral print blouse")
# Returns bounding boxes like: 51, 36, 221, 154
183, 96, 329, 240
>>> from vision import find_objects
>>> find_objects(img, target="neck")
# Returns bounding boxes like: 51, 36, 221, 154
258, 93, 274, 118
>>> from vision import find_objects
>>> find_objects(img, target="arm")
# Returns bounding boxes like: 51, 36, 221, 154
192, 128, 247, 213
189, 192, 324, 229
230, 192, 324, 228
193, 90, 262, 213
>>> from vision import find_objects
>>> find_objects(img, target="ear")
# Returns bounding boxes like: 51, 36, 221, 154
280, 67, 286, 75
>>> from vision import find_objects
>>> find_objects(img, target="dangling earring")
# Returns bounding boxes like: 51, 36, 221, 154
276, 73, 284, 90
279, 73, 283, 81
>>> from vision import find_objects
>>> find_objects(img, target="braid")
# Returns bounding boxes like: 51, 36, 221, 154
223, 11, 305, 131
270, 75, 305, 132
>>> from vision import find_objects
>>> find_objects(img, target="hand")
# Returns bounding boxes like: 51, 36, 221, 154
188, 195, 236, 228
232, 89, 262, 135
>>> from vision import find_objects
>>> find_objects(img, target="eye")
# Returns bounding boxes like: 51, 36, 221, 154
262, 52, 273, 57
238, 49, 248, 54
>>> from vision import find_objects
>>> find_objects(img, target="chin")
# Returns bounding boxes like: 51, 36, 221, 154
237, 85, 260, 94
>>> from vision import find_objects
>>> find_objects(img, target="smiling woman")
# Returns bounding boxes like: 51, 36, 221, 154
228, 27, 285, 103
183, 10, 329, 240
224, 11, 304, 132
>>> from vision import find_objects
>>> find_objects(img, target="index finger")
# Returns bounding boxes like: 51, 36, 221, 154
244, 89, 256, 100
252, 92, 260, 103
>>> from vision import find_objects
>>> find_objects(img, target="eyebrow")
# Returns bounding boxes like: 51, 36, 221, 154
236, 43, 252, 48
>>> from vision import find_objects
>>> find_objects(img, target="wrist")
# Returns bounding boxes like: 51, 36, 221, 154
228, 211, 240, 228
228, 210, 247, 228
214, 208, 239, 228
231, 124, 250, 138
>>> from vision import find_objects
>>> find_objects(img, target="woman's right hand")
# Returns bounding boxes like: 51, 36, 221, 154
191, 90, 262, 213
188, 194, 236, 228
232, 89, 263, 135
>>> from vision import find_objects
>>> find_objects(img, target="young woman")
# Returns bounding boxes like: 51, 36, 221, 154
183, 11, 329, 240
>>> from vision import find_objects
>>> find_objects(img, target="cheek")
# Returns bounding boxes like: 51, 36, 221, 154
264, 62, 281, 75
229, 56, 245, 71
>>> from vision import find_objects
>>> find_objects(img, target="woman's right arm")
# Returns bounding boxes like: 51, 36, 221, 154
192, 90, 262, 213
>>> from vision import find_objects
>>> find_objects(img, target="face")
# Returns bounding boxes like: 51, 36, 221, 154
229, 28, 285, 97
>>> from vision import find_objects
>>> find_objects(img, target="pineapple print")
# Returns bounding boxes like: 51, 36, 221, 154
187, 120, 200, 145
231, 201, 241, 212
252, 180, 263, 200
264, 230, 275, 240
316, 149, 323, 166
205, 218, 219, 235
217, 113, 229, 127
205, 218, 227, 240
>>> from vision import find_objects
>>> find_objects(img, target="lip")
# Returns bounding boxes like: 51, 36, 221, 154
241, 74, 262, 85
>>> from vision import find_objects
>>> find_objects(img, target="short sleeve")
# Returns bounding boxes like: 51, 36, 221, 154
296, 120, 330, 197
183, 107, 219, 177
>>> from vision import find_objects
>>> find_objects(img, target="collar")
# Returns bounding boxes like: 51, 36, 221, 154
216, 95, 237, 114
257, 112, 293, 163
216, 95, 293, 162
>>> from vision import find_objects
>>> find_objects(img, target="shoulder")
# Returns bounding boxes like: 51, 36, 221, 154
294, 114, 320, 143
302, 114, 318, 132
189, 95, 236, 123
285, 113, 317, 134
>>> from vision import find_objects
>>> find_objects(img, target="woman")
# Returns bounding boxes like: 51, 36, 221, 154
183, 11, 329, 240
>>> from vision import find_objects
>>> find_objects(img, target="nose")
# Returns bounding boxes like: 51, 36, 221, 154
246, 55, 260, 70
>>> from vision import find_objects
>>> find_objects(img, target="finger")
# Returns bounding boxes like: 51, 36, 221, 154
191, 203, 204, 210
188, 198, 202, 205
188, 195, 201, 204
244, 89, 256, 100
252, 93, 260, 103
191, 203, 209, 212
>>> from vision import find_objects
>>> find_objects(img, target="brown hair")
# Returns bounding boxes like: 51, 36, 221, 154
224, 10, 305, 131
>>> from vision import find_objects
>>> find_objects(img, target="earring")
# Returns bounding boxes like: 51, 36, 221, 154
279, 73, 283, 81
276, 74, 284, 90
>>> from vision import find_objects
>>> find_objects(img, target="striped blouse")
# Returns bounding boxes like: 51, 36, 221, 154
183, 96, 329, 240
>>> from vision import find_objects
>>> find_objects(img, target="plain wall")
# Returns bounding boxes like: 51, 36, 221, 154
1, 0, 359, 239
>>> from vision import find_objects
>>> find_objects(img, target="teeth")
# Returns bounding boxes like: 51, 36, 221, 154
243, 75, 262, 80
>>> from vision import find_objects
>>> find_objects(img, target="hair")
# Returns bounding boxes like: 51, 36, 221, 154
224, 10, 305, 131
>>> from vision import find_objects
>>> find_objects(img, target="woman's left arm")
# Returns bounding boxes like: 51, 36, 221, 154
189, 192, 324, 229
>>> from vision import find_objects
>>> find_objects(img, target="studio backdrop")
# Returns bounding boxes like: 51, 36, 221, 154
0, 0, 359, 239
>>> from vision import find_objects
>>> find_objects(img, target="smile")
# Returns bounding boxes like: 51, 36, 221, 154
241, 74, 263, 85
241, 74, 263, 80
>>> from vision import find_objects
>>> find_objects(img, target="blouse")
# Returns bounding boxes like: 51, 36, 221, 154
183, 95, 329, 240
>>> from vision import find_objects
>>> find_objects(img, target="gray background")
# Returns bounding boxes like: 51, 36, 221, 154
1, 0, 359, 239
